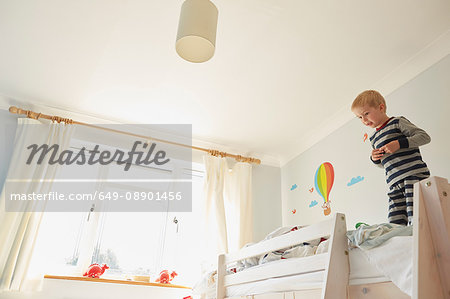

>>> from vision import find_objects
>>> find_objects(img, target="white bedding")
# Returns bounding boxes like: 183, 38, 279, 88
360, 235, 412, 295
194, 236, 412, 298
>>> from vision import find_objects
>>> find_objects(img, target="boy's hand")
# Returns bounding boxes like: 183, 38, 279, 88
371, 148, 384, 161
380, 140, 400, 154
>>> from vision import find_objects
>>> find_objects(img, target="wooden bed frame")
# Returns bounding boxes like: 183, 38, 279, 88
413, 176, 449, 299
215, 176, 449, 299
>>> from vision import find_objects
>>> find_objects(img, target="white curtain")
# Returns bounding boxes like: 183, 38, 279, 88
203, 155, 253, 261
0, 118, 74, 291
224, 161, 253, 251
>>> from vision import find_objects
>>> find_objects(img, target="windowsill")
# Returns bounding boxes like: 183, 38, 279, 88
44, 275, 191, 290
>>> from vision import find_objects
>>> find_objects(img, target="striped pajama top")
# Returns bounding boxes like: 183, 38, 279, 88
369, 116, 430, 188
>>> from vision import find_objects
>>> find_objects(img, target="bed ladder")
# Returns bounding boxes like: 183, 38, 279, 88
413, 176, 450, 299
321, 213, 350, 299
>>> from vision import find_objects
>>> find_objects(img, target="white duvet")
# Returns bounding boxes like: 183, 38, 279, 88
360, 236, 412, 296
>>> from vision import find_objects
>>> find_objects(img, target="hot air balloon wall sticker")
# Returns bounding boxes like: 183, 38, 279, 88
314, 162, 335, 216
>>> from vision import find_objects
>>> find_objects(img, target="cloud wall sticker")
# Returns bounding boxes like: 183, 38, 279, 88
347, 176, 364, 186
309, 200, 318, 208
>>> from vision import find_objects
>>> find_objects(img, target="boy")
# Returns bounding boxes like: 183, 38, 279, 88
351, 90, 431, 226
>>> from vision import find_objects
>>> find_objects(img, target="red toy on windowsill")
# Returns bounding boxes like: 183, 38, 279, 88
83, 263, 109, 278
155, 270, 177, 284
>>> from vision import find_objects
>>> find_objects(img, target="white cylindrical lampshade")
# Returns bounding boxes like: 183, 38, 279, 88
176, 0, 218, 63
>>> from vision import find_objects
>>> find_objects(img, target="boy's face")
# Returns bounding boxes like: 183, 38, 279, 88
352, 104, 387, 128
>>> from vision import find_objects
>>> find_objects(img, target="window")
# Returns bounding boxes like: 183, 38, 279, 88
28, 138, 205, 287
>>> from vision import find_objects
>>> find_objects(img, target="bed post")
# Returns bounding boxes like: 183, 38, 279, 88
321, 213, 349, 299
413, 176, 450, 299
216, 254, 226, 299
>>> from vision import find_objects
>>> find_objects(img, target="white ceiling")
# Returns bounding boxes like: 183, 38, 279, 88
0, 0, 449, 166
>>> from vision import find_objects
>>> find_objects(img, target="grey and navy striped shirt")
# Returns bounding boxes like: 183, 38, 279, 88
369, 116, 430, 188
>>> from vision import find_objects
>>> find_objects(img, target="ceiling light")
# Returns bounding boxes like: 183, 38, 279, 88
176, 0, 218, 63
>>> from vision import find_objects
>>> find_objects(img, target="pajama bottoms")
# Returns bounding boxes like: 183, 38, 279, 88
387, 174, 429, 226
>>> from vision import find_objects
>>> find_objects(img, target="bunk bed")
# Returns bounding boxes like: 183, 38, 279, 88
211, 176, 449, 299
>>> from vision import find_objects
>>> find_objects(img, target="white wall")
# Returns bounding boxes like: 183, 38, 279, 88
252, 164, 282, 242
281, 54, 450, 229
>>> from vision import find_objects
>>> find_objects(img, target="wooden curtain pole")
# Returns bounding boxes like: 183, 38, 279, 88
8, 106, 261, 164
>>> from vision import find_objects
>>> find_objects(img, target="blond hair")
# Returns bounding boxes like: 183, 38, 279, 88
351, 90, 386, 111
